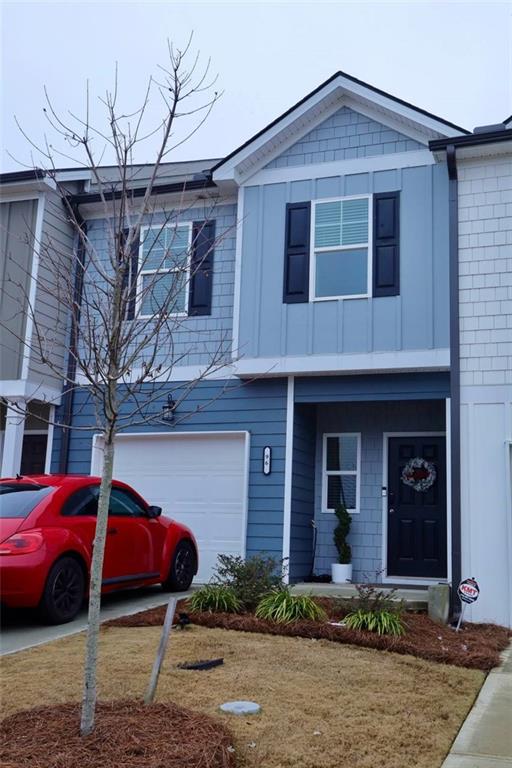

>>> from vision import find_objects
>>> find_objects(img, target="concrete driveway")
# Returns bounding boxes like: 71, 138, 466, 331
0, 585, 192, 656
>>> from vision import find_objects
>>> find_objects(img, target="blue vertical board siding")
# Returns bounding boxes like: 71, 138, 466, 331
289, 405, 316, 581
85, 202, 237, 367
52, 378, 288, 561
264, 107, 423, 168
239, 162, 449, 360
313, 399, 446, 580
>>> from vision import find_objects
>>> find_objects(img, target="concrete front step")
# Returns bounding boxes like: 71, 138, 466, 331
291, 582, 428, 611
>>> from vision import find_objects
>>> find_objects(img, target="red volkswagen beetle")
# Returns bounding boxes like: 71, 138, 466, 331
0, 475, 198, 624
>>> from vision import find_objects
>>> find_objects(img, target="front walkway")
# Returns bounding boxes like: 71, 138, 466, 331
442, 643, 512, 767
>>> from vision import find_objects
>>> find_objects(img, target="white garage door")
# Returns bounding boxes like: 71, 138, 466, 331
91, 432, 249, 583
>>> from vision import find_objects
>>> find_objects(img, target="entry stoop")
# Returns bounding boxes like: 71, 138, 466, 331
291, 582, 429, 612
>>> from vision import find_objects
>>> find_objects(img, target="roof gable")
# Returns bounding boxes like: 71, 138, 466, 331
212, 71, 469, 184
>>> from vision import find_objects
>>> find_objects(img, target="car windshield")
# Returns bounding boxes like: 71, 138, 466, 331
0, 483, 54, 518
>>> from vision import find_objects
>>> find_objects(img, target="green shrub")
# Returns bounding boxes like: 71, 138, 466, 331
349, 582, 405, 615
333, 503, 352, 564
212, 554, 284, 610
188, 585, 241, 614
344, 608, 405, 636
255, 589, 327, 624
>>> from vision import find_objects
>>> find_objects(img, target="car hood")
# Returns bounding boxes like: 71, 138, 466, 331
0, 518, 25, 542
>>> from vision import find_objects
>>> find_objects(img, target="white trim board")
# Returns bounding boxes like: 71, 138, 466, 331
381, 430, 450, 586
235, 348, 450, 378
282, 376, 294, 583
244, 149, 435, 187
231, 185, 245, 360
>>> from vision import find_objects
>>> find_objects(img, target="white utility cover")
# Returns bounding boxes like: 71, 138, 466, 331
92, 432, 249, 583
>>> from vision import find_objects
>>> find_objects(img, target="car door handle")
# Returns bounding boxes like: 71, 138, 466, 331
107, 527, 118, 535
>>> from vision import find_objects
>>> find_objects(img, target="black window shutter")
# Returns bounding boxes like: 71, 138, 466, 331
283, 201, 311, 303
373, 192, 400, 297
120, 228, 139, 320
188, 220, 215, 316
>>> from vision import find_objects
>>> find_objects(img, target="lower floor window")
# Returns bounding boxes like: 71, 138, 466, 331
322, 433, 361, 513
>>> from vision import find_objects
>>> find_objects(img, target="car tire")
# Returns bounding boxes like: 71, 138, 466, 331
162, 540, 196, 592
39, 556, 85, 625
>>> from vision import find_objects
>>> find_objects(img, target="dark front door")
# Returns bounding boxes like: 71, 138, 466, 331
20, 434, 48, 475
387, 435, 447, 579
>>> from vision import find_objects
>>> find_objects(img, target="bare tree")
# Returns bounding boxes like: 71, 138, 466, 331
2, 40, 235, 735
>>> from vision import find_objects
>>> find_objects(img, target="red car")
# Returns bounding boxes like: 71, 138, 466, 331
0, 474, 198, 624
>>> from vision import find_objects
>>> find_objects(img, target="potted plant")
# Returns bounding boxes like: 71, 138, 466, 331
331, 502, 352, 583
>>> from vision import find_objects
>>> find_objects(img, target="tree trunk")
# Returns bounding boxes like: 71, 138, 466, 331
80, 434, 115, 736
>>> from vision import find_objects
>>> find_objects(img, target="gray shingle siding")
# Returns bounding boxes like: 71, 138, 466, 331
265, 107, 423, 169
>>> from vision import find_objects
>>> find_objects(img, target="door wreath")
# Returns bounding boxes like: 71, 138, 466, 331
401, 457, 437, 492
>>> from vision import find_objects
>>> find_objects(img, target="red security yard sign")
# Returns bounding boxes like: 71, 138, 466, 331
456, 577, 480, 631
458, 578, 480, 604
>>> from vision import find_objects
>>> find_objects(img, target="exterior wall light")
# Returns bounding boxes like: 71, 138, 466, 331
161, 393, 177, 423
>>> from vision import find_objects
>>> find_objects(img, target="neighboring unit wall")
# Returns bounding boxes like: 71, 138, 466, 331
52, 377, 288, 561
28, 189, 75, 388
312, 399, 446, 581
458, 153, 512, 627
85, 201, 237, 368
0, 198, 37, 379
239, 163, 449, 359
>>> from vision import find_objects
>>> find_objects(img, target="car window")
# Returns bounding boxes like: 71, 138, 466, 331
108, 488, 146, 517
0, 483, 54, 519
61, 486, 99, 517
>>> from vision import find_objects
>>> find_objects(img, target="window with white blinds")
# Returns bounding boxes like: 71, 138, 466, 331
312, 196, 370, 299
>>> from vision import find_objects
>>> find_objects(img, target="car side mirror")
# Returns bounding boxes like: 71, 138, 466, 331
147, 505, 162, 518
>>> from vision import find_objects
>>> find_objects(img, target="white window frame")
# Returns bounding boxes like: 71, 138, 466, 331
321, 432, 361, 514
309, 194, 373, 302
136, 221, 193, 319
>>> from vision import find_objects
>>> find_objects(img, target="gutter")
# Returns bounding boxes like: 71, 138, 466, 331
58, 208, 87, 473
0, 169, 46, 184
68, 176, 215, 207
430, 129, 512, 152
446, 144, 462, 615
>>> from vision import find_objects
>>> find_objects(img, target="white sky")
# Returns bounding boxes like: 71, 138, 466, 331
1, 0, 511, 172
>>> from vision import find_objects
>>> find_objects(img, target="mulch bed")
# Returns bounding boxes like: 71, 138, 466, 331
0, 700, 236, 768
107, 599, 511, 671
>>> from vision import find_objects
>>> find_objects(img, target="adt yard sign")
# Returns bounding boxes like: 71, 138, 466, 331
456, 577, 480, 631
458, 578, 480, 604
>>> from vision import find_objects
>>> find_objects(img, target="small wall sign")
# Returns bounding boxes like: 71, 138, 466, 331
455, 577, 480, 631
458, 577, 480, 605
263, 446, 272, 475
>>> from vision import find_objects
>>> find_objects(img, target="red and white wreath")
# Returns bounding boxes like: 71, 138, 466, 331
401, 457, 437, 492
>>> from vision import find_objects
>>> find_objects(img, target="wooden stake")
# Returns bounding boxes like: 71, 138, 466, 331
144, 597, 177, 705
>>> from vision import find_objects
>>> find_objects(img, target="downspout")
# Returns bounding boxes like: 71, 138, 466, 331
58, 208, 87, 473
446, 145, 461, 615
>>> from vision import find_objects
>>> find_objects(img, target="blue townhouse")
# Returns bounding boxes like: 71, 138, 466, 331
1, 72, 510, 625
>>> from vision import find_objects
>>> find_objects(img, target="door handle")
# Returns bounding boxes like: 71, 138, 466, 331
107, 527, 118, 535
389, 508, 395, 515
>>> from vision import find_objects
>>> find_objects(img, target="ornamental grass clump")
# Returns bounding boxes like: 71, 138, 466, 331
255, 588, 327, 624
344, 608, 405, 636
189, 585, 241, 614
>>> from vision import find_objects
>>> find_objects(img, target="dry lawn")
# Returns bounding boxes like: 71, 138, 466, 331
1, 625, 484, 768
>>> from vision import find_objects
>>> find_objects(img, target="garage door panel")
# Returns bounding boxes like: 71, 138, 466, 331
96, 433, 248, 583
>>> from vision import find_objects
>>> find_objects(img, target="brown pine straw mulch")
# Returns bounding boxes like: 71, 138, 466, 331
0, 700, 236, 768
107, 598, 511, 671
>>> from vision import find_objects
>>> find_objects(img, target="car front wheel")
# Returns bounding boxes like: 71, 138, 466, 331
39, 556, 85, 624
162, 540, 196, 592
